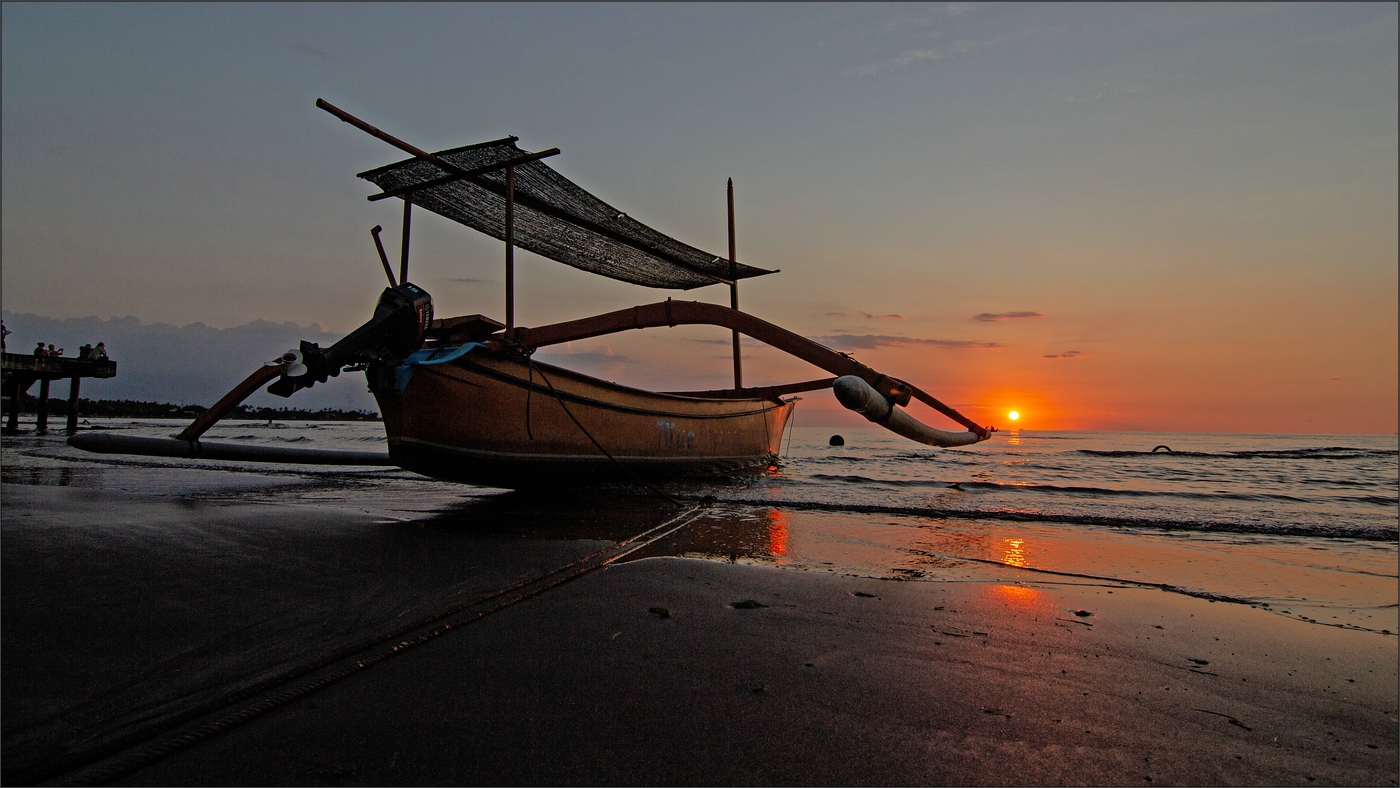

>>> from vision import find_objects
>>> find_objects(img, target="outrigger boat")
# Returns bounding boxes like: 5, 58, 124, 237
71, 100, 994, 486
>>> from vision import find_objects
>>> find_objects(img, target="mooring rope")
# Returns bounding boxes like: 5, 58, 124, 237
530, 363, 683, 507
782, 400, 797, 458
44, 503, 707, 786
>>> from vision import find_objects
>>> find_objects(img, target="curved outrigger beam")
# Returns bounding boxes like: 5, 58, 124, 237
510, 300, 992, 446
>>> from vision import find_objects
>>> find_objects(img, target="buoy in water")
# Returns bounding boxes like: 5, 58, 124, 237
1151, 445, 1172, 453
829, 434, 845, 446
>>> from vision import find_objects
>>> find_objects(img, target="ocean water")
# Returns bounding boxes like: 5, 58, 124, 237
668, 427, 1398, 635
3, 418, 1396, 632
712, 427, 1399, 541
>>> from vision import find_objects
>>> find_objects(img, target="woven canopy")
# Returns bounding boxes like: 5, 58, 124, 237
358, 138, 775, 290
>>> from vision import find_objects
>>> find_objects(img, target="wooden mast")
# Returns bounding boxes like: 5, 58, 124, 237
728, 178, 741, 389
506, 166, 515, 336
399, 194, 412, 284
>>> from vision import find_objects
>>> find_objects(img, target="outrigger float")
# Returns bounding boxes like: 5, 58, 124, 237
71, 100, 994, 486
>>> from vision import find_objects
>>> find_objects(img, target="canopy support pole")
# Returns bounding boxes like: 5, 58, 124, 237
400, 193, 413, 284
505, 166, 515, 337
728, 178, 742, 389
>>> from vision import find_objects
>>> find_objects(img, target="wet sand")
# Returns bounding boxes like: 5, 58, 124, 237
3, 483, 1397, 786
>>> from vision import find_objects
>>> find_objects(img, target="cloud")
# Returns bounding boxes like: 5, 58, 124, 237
449, 277, 492, 284
855, 48, 944, 77
941, 2, 978, 18
851, 28, 1019, 77
812, 334, 1002, 351
857, 3, 979, 38
826, 311, 905, 320
0, 310, 372, 410
974, 311, 1044, 322
1042, 350, 1082, 359
682, 336, 760, 346
537, 351, 631, 364
1061, 80, 1146, 106
293, 43, 334, 61
859, 18, 928, 39
534, 342, 634, 378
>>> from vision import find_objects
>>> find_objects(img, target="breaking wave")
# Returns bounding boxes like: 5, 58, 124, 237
1078, 446, 1396, 460
697, 495, 1397, 541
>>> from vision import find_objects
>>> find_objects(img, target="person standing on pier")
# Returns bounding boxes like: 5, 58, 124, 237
35, 342, 47, 357
1, 320, 10, 351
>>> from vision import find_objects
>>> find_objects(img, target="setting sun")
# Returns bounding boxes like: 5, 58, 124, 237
1008, 411, 1020, 421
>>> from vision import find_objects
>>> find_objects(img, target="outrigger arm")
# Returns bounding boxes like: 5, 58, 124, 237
509, 300, 993, 446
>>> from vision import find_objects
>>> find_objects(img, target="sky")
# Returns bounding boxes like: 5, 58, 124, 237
3, 3, 1396, 432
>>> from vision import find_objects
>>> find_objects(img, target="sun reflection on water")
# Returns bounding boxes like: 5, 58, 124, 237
988, 583, 1047, 611
1002, 537, 1027, 567
766, 509, 790, 557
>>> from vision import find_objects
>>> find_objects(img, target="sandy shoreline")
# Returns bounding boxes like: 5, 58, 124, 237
2, 483, 1396, 785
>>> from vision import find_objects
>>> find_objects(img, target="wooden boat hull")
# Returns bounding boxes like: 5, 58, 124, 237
372, 349, 794, 488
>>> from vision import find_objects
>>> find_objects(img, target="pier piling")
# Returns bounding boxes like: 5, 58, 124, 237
67, 377, 81, 433
36, 380, 50, 433
1, 353, 116, 434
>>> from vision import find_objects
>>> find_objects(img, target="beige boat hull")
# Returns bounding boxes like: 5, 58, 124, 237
373, 350, 794, 487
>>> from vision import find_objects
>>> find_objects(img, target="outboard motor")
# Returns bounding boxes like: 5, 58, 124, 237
268, 283, 432, 397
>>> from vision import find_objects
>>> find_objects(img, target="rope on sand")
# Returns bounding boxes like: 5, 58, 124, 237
531, 361, 682, 506
43, 504, 707, 787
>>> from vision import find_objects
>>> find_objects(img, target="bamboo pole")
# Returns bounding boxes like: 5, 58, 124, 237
400, 194, 413, 285
728, 178, 742, 389
506, 166, 515, 336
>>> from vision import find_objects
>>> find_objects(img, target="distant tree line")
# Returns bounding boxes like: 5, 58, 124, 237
4, 392, 381, 421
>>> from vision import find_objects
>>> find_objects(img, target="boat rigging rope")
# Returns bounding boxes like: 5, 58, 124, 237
503, 335, 537, 441
782, 400, 796, 458
530, 362, 683, 507
42, 503, 707, 786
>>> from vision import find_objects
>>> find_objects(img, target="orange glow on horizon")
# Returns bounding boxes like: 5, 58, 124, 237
779, 324, 1396, 433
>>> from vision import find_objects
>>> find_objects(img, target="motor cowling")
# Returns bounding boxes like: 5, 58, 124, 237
268, 283, 432, 397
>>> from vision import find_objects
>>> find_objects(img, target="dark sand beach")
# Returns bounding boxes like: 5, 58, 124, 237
3, 424, 1397, 785
5, 2, 1397, 784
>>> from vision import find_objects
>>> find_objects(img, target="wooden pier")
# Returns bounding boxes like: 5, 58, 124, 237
1, 353, 117, 433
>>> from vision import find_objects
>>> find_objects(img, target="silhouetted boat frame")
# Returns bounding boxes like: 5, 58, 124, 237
70, 100, 993, 487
